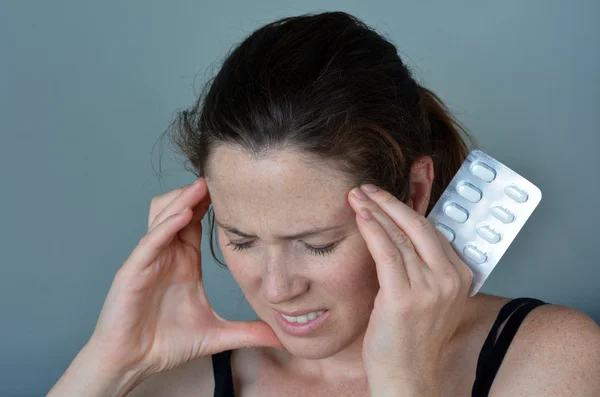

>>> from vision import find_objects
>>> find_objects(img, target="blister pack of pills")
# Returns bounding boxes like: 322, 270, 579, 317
426, 150, 542, 296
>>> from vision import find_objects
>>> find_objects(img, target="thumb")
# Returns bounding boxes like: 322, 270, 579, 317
208, 320, 284, 354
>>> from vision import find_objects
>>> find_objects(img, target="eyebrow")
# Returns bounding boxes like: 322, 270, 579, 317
215, 220, 345, 240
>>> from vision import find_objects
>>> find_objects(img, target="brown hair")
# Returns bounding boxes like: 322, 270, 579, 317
165, 11, 476, 266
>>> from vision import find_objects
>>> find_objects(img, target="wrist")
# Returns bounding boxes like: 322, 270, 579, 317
81, 342, 149, 396
47, 343, 147, 397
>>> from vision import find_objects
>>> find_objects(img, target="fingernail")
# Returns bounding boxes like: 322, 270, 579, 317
361, 184, 379, 193
351, 187, 368, 201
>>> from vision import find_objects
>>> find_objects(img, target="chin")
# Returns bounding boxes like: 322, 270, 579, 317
256, 308, 369, 360
279, 336, 346, 360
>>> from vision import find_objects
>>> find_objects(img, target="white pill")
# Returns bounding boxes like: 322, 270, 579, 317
504, 185, 529, 203
434, 223, 455, 242
463, 244, 487, 264
457, 182, 482, 203
490, 206, 515, 223
443, 203, 469, 223
477, 225, 502, 244
470, 162, 496, 182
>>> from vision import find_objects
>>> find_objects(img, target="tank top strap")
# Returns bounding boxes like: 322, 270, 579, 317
212, 350, 235, 397
471, 297, 549, 396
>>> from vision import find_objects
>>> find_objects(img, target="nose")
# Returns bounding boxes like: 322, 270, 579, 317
262, 261, 309, 305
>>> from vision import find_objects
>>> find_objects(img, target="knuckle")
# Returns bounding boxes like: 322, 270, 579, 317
139, 232, 155, 247
462, 265, 474, 288
409, 214, 432, 232
379, 190, 397, 205
466, 267, 474, 285
149, 195, 161, 210
378, 250, 403, 267
390, 227, 411, 247
138, 233, 150, 247
440, 271, 460, 295
148, 197, 162, 224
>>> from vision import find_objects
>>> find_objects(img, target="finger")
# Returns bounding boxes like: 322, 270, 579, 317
124, 208, 193, 274
434, 227, 461, 267
210, 320, 284, 353
148, 183, 194, 229
348, 189, 427, 289
434, 228, 474, 292
179, 186, 212, 249
359, 184, 448, 270
350, 203, 410, 292
149, 178, 207, 232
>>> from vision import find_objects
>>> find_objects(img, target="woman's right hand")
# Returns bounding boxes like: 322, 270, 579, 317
86, 177, 282, 378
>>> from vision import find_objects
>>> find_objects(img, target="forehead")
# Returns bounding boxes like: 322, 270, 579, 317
205, 145, 356, 229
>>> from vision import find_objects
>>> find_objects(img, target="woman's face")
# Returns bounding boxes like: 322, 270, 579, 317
205, 145, 380, 359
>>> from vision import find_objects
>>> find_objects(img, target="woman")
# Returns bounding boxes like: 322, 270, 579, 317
48, 11, 600, 397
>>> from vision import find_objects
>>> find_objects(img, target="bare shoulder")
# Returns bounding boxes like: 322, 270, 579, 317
491, 303, 600, 397
128, 355, 214, 397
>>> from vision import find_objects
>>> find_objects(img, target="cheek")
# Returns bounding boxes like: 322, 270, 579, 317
324, 238, 379, 298
300, 234, 378, 308
223, 255, 257, 291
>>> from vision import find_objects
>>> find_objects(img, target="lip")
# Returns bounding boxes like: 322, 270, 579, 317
277, 308, 327, 316
274, 310, 329, 337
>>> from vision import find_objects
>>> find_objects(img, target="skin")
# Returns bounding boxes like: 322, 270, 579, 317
205, 145, 473, 390
49, 143, 600, 397
204, 144, 600, 396
207, 145, 379, 370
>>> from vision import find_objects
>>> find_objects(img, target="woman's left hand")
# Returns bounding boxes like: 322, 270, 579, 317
348, 184, 473, 397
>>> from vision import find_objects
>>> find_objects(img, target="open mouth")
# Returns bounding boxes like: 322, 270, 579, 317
274, 310, 329, 336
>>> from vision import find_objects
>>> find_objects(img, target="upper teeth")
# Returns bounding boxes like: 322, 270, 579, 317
281, 311, 325, 324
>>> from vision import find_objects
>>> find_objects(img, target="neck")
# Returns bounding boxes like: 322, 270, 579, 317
273, 331, 368, 383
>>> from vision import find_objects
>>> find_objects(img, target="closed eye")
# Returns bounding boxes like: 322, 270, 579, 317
226, 241, 337, 256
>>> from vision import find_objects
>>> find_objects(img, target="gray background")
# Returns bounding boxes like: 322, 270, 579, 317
1, 1, 599, 395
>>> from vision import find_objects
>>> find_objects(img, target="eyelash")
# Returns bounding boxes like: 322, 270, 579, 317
227, 241, 337, 256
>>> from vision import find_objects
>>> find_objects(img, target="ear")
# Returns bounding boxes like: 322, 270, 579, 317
407, 156, 434, 215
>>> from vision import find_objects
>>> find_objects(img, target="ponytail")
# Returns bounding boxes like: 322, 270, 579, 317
417, 84, 476, 214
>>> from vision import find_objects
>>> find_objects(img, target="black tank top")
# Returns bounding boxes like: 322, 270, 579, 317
212, 297, 548, 397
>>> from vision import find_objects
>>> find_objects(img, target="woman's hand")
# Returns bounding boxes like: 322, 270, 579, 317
86, 178, 282, 378
347, 184, 473, 397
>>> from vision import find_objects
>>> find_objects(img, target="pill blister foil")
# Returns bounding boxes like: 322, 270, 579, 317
427, 150, 542, 296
